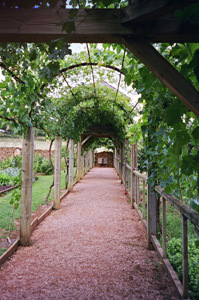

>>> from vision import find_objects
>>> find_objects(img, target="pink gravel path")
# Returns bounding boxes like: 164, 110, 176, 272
0, 168, 179, 300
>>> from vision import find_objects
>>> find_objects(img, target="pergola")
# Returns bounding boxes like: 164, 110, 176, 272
0, 0, 199, 117
1, 3, 199, 289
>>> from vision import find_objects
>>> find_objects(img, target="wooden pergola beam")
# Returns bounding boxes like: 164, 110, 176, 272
130, 16, 199, 43
123, 38, 199, 118
123, 0, 198, 23
81, 135, 92, 147
0, 8, 130, 43
1, 3, 199, 43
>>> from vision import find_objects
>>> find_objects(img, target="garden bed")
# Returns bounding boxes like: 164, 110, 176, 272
0, 202, 52, 255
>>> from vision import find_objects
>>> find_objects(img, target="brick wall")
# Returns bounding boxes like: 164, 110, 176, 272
0, 147, 54, 161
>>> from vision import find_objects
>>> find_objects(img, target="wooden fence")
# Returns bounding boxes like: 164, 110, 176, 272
114, 145, 199, 300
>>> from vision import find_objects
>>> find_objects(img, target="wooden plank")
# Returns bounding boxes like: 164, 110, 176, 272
0, 238, 20, 267
182, 216, 189, 299
151, 235, 184, 299
81, 135, 92, 147
31, 217, 38, 232
68, 139, 74, 191
0, 8, 131, 43
20, 127, 34, 246
133, 169, 147, 181
155, 186, 199, 228
123, 38, 199, 118
38, 204, 53, 223
54, 135, 62, 209
0, 185, 18, 195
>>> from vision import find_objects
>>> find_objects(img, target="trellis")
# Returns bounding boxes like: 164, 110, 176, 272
114, 142, 199, 299
1, 1, 199, 299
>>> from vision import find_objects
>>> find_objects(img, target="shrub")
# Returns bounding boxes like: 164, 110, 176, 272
34, 154, 53, 175
40, 159, 53, 175
167, 238, 199, 299
34, 154, 44, 173
0, 173, 11, 186
0, 155, 22, 170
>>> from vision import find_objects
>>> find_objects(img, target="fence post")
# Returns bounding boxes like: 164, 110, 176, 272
20, 127, 34, 246
119, 144, 124, 182
162, 197, 167, 258
54, 135, 62, 210
131, 144, 137, 208
182, 215, 188, 299
77, 141, 81, 182
147, 182, 157, 249
80, 155, 84, 179
68, 139, 74, 192
92, 151, 95, 167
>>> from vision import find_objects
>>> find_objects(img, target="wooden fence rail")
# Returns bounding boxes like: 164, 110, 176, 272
114, 146, 199, 300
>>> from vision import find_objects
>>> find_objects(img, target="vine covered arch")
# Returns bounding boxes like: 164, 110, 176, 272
1, 2, 199, 298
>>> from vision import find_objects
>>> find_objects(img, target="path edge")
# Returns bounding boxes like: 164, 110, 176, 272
0, 186, 74, 268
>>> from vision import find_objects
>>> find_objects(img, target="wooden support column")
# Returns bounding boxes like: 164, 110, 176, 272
68, 139, 74, 192
80, 155, 84, 179
85, 151, 88, 173
114, 148, 116, 169
54, 135, 62, 210
88, 149, 91, 170
147, 183, 157, 250
119, 145, 124, 182
131, 144, 137, 208
20, 127, 34, 246
123, 38, 199, 118
92, 151, 95, 167
77, 141, 81, 182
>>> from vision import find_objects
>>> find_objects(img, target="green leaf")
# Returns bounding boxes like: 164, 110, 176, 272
61, 21, 75, 34
192, 126, 199, 141
29, 49, 37, 61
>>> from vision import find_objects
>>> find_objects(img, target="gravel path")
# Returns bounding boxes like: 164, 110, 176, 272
0, 168, 179, 300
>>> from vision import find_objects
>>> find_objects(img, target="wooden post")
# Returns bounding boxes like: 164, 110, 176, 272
131, 144, 137, 208
92, 151, 95, 167
147, 184, 157, 249
162, 197, 167, 258
142, 180, 146, 219
88, 149, 92, 170
20, 127, 34, 246
119, 145, 124, 182
68, 139, 74, 192
85, 151, 88, 173
80, 155, 84, 179
182, 215, 188, 299
53, 135, 62, 210
77, 141, 81, 182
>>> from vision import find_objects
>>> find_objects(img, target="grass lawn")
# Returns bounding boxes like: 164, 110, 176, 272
0, 170, 68, 232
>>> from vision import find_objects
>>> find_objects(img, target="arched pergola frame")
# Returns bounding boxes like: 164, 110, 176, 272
1, 4, 199, 299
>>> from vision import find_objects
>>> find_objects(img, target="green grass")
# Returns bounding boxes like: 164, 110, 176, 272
0, 171, 67, 232
0, 248, 7, 256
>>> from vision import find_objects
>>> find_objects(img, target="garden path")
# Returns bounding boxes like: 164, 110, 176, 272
0, 168, 179, 300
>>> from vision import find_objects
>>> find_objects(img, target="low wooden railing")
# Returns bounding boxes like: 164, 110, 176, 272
114, 151, 199, 300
